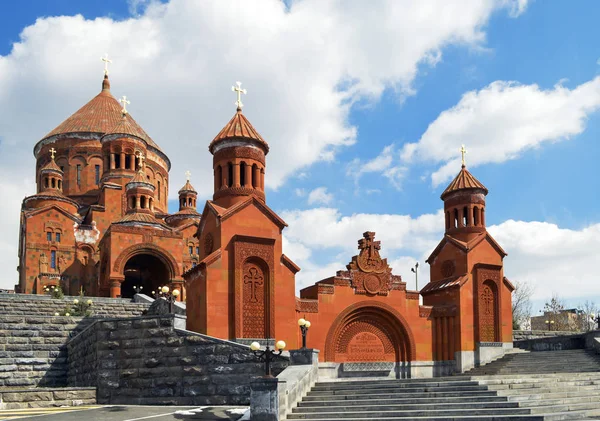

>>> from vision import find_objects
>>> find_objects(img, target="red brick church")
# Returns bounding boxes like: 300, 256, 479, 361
17, 69, 514, 374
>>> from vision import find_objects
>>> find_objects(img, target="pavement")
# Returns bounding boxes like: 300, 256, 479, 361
0, 406, 249, 421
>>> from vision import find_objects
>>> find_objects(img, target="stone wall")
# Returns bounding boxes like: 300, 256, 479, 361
514, 333, 586, 351
0, 294, 150, 317
513, 330, 577, 341
68, 314, 289, 405
0, 388, 96, 410
0, 315, 94, 388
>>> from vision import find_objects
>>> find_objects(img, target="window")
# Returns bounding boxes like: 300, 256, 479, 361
192, 262, 197, 268
227, 162, 233, 188
56, 233, 61, 243
76, 165, 82, 186
95, 165, 100, 185
158, 181, 161, 200
189, 246, 193, 255
60, 166, 64, 172
46, 232, 52, 242
50, 251, 56, 269
240, 162, 247, 186
196, 247, 199, 255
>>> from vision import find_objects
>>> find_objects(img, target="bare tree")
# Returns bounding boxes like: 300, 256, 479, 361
541, 294, 573, 331
577, 300, 599, 332
512, 280, 534, 330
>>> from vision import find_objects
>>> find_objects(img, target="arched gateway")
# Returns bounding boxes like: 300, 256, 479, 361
324, 301, 415, 363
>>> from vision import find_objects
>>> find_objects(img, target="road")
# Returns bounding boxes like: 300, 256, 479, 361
0, 405, 248, 421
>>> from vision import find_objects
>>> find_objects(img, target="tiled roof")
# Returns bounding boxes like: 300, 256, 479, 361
41, 75, 162, 152
114, 212, 169, 228
178, 180, 196, 194
441, 166, 488, 200
40, 158, 62, 173
127, 169, 153, 186
420, 275, 468, 294
103, 113, 149, 141
209, 109, 269, 153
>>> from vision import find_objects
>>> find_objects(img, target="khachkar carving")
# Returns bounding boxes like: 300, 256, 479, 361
242, 262, 266, 338
479, 283, 497, 342
346, 232, 393, 296
39, 253, 48, 273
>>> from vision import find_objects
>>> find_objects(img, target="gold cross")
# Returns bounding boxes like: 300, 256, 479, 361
119, 95, 130, 114
185, 170, 191, 181
101, 53, 112, 75
135, 152, 145, 169
232, 81, 247, 109
49, 148, 56, 160
460, 144, 467, 167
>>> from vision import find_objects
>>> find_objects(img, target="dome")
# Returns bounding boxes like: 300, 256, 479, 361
441, 165, 488, 200
209, 109, 269, 154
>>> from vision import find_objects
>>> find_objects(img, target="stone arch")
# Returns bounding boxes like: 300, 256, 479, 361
324, 301, 416, 363
113, 243, 179, 280
479, 280, 499, 342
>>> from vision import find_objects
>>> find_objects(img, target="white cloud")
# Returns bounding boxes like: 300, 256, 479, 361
347, 144, 407, 190
402, 78, 600, 187
294, 188, 306, 197
307, 187, 333, 205
0, 0, 528, 288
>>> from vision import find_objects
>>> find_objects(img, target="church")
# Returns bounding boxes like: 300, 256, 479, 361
16, 64, 514, 374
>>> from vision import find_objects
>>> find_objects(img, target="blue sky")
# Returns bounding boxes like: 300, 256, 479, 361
1, 0, 599, 316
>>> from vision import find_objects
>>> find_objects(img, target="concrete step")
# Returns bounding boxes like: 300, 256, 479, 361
292, 401, 521, 413
299, 396, 510, 407
307, 384, 490, 397
302, 389, 499, 401
311, 380, 480, 392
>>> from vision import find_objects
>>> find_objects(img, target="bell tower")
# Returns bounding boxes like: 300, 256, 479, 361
208, 82, 269, 208
441, 145, 488, 243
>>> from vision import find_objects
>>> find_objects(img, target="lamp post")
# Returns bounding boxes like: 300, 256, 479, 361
133, 285, 143, 295
545, 319, 555, 331
298, 318, 311, 349
151, 286, 180, 313
250, 340, 286, 377
411, 262, 419, 291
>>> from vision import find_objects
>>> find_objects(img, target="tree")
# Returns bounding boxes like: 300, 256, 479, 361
512, 280, 534, 330
541, 294, 572, 331
577, 300, 599, 332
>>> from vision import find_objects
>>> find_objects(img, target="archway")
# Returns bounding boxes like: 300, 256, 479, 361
324, 302, 415, 364
121, 254, 170, 298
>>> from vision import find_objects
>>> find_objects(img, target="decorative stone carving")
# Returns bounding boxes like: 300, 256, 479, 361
474, 265, 502, 343
242, 262, 266, 337
204, 233, 214, 255
479, 283, 496, 342
39, 253, 48, 273
355, 232, 386, 273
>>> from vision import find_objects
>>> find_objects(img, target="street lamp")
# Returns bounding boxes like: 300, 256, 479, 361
298, 318, 311, 349
250, 340, 286, 377
411, 262, 419, 291
151, 286, 180, 313
545, 320, 555, 331
133, 285, 143, 294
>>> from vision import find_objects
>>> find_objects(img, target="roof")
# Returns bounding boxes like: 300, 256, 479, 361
102, 113, 149, 142
209, 108, 269, 153
39, 75, 162, 152
178, 180, 197, 194
205, 196, 287, 229
426, 232, 507, 263
113, 212, 170, 229
420, 275, 468, 295
441, 165, 488, 200
40, 158, 63, 174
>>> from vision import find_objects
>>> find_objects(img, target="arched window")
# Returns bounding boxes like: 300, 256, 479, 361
227, 162, 233, 188
51, 178, 56, 188
216, 165, 222, 189
58, 180, 62, 190
140, 196, 147, 209
240, 161, 247, 187
188, 197, 192, 206
252, 164, 258, 188
463, 206, 468, 226
44, 177, 49, 188
473, 207, 479, 226
453, 208, 459, 228
131, 196, 136, 209
157, 180, 161, 201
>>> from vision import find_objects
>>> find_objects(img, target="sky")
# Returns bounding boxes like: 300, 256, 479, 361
1, 0, 599, 314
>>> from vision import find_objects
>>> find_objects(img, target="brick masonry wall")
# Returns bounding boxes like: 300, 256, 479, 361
68, 315, 289, 405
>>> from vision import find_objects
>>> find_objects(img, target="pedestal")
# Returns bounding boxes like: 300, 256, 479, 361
289, 348, 319, 366
250, 377, 279, 421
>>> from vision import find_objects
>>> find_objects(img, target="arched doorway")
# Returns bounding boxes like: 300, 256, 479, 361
324, 302, 415, 365
121, 254, 170, 298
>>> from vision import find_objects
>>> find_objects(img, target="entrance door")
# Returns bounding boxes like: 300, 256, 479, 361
122, 254, 169, 298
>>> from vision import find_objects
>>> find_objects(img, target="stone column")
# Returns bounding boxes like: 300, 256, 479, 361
110, 280, 121, 298
120, 153, 125, 169
251, 377, 279, 421
253, 166, 260, 189
467, 206, 474, 227
136, 196, 141, 209
245, 164, 253, 189
442, 317, 449, 361
110, 153, 115, 170
260, 169, 265, 190
233, 163, 241, 188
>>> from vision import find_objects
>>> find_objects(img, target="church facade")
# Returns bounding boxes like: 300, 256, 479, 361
17, 70, 514, 374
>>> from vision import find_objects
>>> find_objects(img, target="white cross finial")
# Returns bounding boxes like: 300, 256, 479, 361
49, 148, 56, 160
119, 95, 131, 114
135, 151, 145, 170
101, 53, 112, 76
232, 81, 247, 109
460, 144, 467, 167
185, 170, 191, 181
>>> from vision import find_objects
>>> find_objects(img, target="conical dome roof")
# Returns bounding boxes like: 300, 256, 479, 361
209, 108, 269, 153
102, 112, 148, 141
40, 157, 63, 174
39, 75, 162, 152
178, 180, 196, 194
126, 167, 155, 191
441, 165, 488, 200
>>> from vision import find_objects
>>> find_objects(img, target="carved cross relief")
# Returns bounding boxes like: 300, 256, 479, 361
243, 266, 263, 303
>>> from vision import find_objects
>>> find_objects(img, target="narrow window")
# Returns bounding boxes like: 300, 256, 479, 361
252, 164, 257, 188
158, 181, 161, 201
140, 196, 146, 209
454, 208, 459, 228
473, 207, 479, 226
114, 154, 121, 169
76, 164, 82, 186
60, 166, 64, 172
240, 162, 247, 186
189, 246, 193, 255
46, 232, 52, 242
50, 251, 56, 269
463, 206, 468, 226
131, 196, 136, 209
51, 178, 56, 188
44, 178, 49, 188
95, 165, 100, 185
58, 180, 62, 190
196, 246, 200, 255
125, 155, 131, 170
227, 162, 233, 188
56, 233, 61, 243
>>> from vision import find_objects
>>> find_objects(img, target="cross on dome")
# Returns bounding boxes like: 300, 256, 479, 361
119, 95, 131, 114
185, 170, 191, 181
49, 148, 56, 160
460, 144, 467, 167
135, 151, 145, 169
232, 81, 247, 110
101, 53, 112, 76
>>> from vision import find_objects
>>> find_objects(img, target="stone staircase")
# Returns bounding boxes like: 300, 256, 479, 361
287, 350, 600, 420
